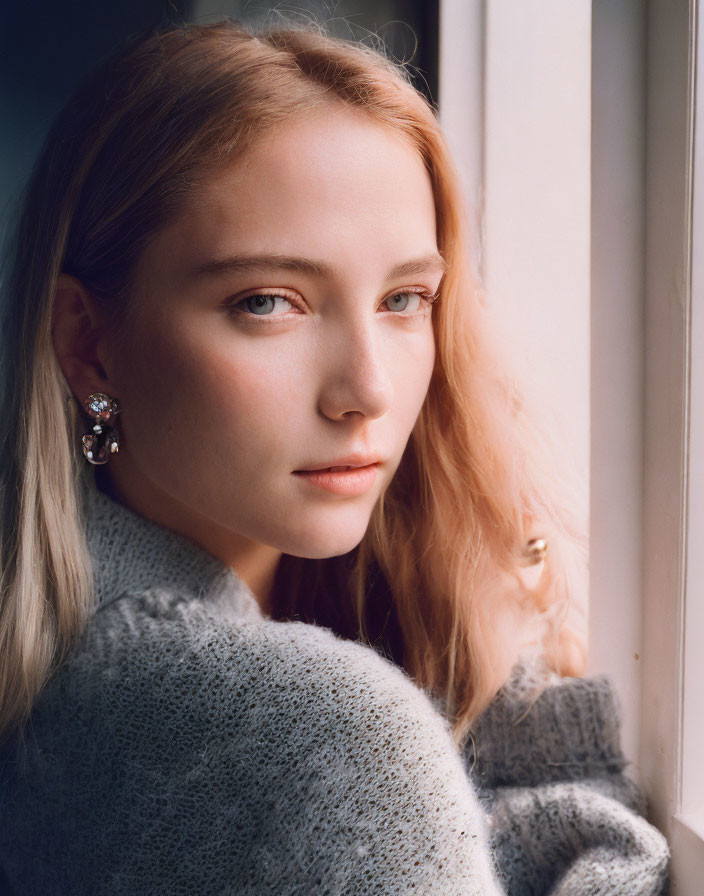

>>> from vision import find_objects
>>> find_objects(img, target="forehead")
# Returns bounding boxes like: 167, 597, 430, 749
154, 106, 438, 278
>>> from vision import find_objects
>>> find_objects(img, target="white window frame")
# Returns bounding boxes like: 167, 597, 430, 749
439, 0, 642, 763
643, 0, 704, 889
440, 0, 704, 889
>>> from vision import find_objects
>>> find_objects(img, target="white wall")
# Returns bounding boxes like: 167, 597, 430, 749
482, 2, 591, 493
440, 0, 591, 506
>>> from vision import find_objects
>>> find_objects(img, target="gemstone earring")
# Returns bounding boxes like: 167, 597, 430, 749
81, 392, 121, 465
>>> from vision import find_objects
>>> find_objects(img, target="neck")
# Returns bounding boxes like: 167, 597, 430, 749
95, 464, 282, 616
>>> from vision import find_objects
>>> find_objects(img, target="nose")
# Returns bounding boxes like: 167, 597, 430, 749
317, 318, 394, 422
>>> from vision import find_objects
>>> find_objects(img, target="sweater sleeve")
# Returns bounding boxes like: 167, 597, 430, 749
0, 588, 504, 896
463, 663, 670, 896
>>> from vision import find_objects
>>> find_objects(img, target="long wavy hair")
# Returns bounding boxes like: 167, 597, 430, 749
0, 18, 588, 751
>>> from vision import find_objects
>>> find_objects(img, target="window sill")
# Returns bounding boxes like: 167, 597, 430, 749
671, 815, 704, 894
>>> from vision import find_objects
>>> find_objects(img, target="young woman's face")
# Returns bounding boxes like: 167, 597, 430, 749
101, 104, 444, 563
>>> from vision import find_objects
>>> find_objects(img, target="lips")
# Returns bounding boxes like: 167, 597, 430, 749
295, 455, 382, 472
292, 463, 380, 496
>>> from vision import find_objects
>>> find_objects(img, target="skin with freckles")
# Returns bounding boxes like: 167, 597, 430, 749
54, 103, 444, 613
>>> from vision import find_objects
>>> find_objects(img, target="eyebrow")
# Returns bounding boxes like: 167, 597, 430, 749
191, 251, 448, 281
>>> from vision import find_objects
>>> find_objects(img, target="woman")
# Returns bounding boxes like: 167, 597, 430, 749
0, 18, 669, 895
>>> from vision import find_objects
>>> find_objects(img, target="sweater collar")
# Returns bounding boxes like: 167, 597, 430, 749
80, 467, 265, 622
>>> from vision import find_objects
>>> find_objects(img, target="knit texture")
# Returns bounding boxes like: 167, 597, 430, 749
0, 473, 671, 894
0, 476, 504, 896
462, 661, 670, 895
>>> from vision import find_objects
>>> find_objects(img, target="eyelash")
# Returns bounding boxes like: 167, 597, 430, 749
226, 288, 441, 322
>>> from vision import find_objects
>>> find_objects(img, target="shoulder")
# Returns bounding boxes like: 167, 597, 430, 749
2, 588, 504, 895
79, 585, 431, 698
32, 586, 457, 761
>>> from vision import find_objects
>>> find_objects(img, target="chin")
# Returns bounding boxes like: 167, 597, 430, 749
297, 546, 361, 561
278, 525, 370, 561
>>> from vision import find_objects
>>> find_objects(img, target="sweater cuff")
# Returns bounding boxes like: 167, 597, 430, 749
464, 660, 628, 790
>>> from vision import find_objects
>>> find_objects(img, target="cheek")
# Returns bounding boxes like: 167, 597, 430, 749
115, 321, 299, 473
116, 312, 435, 488
401, 327, 436, 418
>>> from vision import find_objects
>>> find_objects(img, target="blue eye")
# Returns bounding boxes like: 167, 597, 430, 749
386, 293, 413, 312
227, 289, 439, 320
384, 292, 437, 313
235, 294, 295, 316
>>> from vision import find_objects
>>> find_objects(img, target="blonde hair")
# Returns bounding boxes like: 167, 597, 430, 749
0, 18, 587, 751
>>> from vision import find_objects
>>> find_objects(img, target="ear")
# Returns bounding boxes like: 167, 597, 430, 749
51, 273, 118, 406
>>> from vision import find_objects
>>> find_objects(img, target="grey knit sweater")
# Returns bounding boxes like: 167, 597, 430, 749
461, 665, 670, 895
0, 477, 669, 895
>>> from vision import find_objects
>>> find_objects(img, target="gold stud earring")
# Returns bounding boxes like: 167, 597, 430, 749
524, 537, 548, 565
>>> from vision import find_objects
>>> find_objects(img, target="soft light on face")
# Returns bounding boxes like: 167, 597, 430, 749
102, 104, 443, 565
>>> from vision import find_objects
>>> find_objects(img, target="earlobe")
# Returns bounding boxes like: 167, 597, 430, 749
51, 272, 116, 405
